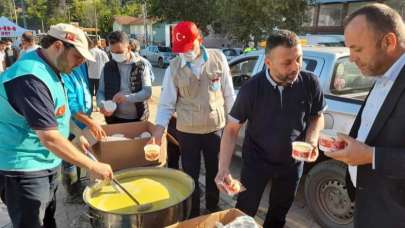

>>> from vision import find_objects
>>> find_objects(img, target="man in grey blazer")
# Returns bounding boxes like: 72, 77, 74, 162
325, 3, 405, 228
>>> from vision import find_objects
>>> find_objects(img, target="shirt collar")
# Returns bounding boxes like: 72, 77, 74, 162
265, 68, 280, 88
379, 52, 405, 83
180, 45, 209, 68
37, 48, 61, 77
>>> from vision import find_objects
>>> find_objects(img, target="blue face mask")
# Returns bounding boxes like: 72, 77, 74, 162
210, 80, 221, 91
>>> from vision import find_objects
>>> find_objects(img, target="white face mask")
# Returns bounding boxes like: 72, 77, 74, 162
179, 50, 197, 63
111, 52, 128, 63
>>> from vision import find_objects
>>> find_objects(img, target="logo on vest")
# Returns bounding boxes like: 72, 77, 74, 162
55, 105, 66, 117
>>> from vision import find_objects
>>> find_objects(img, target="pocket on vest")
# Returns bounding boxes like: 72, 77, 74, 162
208, 103, 225, 127
177, 106, 197, 128
177, 77, 199, 98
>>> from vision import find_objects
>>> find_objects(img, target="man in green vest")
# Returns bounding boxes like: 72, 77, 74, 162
243, 41, 257, 53
0, 23, 113, 228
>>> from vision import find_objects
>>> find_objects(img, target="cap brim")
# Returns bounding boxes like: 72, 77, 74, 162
76, 46, 96, 62
172, 41, 194, 53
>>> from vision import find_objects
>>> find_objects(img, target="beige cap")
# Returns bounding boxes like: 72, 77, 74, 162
47, 23, 95, 62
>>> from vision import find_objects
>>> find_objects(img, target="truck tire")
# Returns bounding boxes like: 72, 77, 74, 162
305, 160, 354, 228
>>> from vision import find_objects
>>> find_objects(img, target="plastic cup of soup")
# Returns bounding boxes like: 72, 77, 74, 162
103, 100, 117, 113
144, 144, 161, 161
319, 129, 346, 152
292, 141, 314, 161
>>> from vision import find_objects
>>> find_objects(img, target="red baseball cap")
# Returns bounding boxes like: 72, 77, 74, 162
172, 21, 201, 53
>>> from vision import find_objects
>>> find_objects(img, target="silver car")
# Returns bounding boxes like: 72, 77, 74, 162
228, 47, 375, 228
140, 45, 175, 68
221, 48, 243, 62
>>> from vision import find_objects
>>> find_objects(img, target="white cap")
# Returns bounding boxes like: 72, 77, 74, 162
47, 23, 95, 62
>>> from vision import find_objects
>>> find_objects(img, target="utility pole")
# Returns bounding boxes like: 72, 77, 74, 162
11, 0, 18, 24
65, 5, 70, 22
94, 0, 98, 38
142, 0, 148, 45
41, 19, 45, 33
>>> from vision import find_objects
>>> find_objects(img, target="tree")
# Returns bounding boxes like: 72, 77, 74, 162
96, 0, 122, 36
37, 0, 69, 30
1, 0, 144, 37
0, 0, 19, 24
26, 0, 48, 32
149, 0, 221, 34
219, 0, 311, 43
149, 0, 310, 43
67, 0, 142, 37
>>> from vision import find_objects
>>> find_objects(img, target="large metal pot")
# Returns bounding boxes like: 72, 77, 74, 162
83, 167, 194, 228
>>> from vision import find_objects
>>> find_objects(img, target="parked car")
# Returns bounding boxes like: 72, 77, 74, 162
228, 47, 375, 228
221, 48, 243, 62
140, 45, 175, 68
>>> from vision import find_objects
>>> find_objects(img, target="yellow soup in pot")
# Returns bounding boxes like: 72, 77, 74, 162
87, 175, 190, 214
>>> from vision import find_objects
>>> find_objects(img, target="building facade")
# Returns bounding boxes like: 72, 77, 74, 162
112, 16, 153, 44
303, 0, 405, 34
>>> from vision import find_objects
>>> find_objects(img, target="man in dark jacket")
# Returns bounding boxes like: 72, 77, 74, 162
4, 39, 18, 68
325, 3, 405, 228
97, 31, 152, 124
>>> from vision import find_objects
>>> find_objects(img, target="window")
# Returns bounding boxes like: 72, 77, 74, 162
303, 6, 316, 27
331, 57, 375, 100
348, 2, 375, 15
223, 49, 238, 57
230, 57, 258, 76
158, 46, 171, 52
230, 57, 259, 89
303, 59, 318, 72
123, 26, 130, 35
318, 4, 343, 26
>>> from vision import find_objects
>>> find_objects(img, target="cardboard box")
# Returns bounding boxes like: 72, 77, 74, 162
166, 208, 261, 228
82, 121, 167, 171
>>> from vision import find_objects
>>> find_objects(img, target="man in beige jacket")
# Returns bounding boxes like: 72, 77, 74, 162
150, 21, 235, 217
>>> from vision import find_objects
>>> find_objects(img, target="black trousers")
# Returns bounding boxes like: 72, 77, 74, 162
167, 117, 180, 169
89, 79, 99, 97
236, 162, 303, 228
176, 130, 222, 218
105, 116, 140, 124
0, 171, 58, 228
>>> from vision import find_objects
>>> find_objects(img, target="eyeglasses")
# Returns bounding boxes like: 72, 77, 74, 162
62, 41, 75, 49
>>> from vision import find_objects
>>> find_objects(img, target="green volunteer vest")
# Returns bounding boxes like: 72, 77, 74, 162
0, 51, 70, 171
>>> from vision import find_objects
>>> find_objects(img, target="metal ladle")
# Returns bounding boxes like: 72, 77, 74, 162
83, 148, 152, 211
